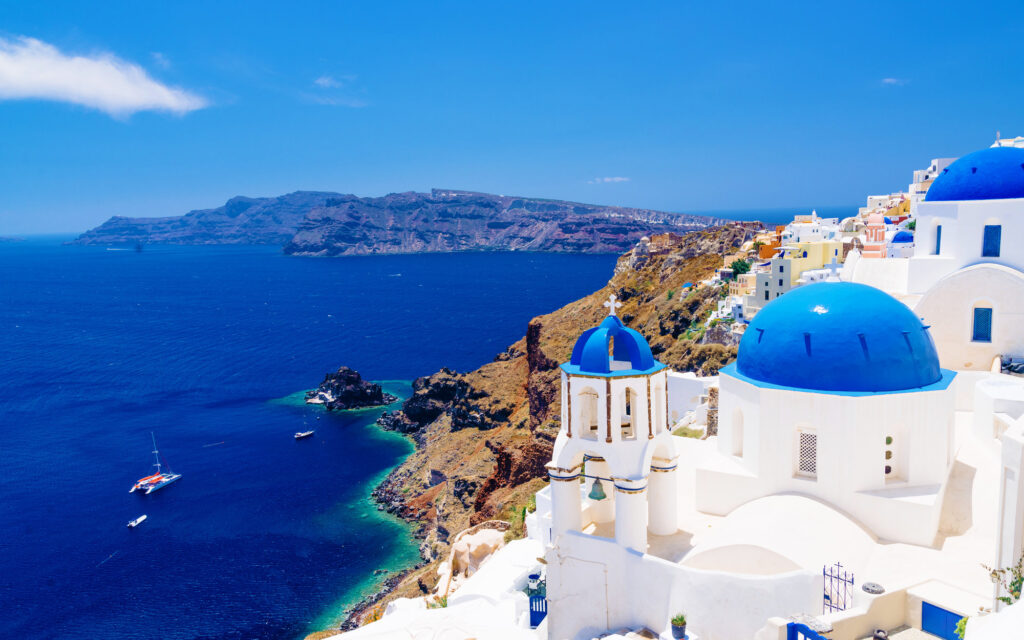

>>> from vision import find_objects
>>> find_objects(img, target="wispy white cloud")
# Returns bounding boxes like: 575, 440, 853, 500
587, 176, 630, 184
314, 74, 340, 88
307, 73, 365, 107
880, 77, 906, 86
151, 51, 171, 70
0, 36, 207, 117
306, 94, 367, 108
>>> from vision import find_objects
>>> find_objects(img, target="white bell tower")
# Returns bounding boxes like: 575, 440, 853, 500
546, 295, 679, 553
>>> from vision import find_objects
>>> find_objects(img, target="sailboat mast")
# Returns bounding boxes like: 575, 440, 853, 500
151, 432, 162, 474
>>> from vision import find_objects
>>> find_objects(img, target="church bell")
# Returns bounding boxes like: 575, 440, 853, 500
588, 477, 607, 501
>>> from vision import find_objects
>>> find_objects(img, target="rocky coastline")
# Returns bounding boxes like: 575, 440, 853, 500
315, 223, 762, 634
72, 188, 729, 254
305, 366, 398, 411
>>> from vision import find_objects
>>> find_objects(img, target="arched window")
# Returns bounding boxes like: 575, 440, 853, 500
579, 389, 599, 440
652, 384, 664, 434
620, 387, 637, 440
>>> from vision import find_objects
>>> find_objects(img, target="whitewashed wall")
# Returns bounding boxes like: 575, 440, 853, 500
545, 531, 821, 640
910, 198, 1024, 294
915, 264, 1024, 370
699, 373, 956, 545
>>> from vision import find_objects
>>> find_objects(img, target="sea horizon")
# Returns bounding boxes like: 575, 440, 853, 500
0, 239, 618, 639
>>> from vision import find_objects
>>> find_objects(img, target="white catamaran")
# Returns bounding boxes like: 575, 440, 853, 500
130, 433, 182, 495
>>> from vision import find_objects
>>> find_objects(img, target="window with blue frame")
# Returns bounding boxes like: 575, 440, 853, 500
972, 307, 993, 343
934, 225, 942, 255
982, 225, 1001, 257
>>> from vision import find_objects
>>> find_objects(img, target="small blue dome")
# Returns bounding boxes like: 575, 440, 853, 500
891, 231, 914, 243
926, 147, 1024, 202
568, 315, 659, 375
735, 282, 942, 392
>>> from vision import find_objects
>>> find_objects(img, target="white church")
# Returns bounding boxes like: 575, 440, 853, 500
329, 145, 1024, 640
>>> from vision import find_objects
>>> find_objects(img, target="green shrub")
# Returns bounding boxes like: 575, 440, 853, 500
671, 613, 687, 626
730, 259, 751, 275
986, 554, 1023, 605
672, 426, 704, 439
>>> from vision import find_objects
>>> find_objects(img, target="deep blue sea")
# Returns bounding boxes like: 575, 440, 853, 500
0, 238, 616, 640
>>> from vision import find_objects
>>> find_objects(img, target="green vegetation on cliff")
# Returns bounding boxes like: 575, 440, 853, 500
333, 223, 761, 630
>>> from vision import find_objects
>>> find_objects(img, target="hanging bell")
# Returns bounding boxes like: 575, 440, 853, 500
588, 478, 607, 501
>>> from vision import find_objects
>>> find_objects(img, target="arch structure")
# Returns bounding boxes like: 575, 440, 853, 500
546, 310, 679, 553
914, 263, 1024, 371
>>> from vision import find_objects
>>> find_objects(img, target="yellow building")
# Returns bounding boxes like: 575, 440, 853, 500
729, 272, 757, 296
779, 240, 843, 285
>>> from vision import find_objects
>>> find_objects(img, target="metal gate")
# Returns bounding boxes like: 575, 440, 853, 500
787, 622, 828, 640
529, 595, 547, 628
823, 562, 854, 614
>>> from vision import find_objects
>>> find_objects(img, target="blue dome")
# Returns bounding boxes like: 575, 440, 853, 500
891, 231, 914, 243
567, 315, 660, 376
925, 147, 1024, 202
734, 282, 942, 392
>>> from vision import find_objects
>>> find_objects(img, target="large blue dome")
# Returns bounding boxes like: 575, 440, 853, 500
925, 147, 1024, 202
733, 282, 943, 392
565, 315, 661, 376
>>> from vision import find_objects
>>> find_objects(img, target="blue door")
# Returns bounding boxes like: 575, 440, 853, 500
921, 602, 963, 640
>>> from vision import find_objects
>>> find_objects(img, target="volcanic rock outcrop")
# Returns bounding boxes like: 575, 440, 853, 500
305, 366, 397, 411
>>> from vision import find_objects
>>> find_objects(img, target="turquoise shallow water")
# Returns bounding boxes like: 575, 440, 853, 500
0, 239, 617, 640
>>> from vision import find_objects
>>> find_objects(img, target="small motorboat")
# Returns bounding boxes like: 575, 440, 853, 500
127, 514, 148, 528
294, 430, 315, 440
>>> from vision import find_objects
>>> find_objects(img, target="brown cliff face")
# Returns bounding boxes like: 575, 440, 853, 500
344, 223, 761, 626
283, 190, 729, 256
74, 189, 728, 253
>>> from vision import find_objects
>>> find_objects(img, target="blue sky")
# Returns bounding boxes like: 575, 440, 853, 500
1, 1, 1023, 234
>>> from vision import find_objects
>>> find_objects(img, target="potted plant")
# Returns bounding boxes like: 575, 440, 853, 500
671, 613, 687, 639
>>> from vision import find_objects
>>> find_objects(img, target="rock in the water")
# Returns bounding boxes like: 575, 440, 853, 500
306, 366, 397, 411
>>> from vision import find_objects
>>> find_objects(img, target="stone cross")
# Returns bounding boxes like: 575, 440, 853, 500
603, 293, 622, 317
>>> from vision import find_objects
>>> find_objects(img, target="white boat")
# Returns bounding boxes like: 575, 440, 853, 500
294, 430, 315, 440
130, 433, 182, 495
127, 514, 148, 528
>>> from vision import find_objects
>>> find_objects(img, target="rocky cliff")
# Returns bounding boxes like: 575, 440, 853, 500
73, 188, 727, 254
338, 222, 761, 627
73, 191, 338, 246
306, 366, 398, 411
283, 189, 728, 256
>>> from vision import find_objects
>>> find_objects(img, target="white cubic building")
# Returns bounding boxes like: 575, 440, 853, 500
698, 282, 956, 546
907, 146, 1024, 371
